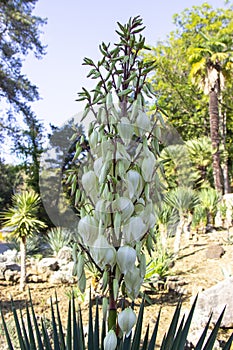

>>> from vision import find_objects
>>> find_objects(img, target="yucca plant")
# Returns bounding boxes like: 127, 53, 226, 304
0, 191, 47, 291
1, 291, 233, 350
164, 187, 199, 254
198, 188, 220, 227
60, 15, 165, 339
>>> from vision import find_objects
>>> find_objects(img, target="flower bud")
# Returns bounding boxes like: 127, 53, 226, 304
118, 307, 137, 337
116, 246, 136, 274
104, 330, 117, 350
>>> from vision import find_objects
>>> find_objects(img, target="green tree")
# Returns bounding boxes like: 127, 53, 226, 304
0, 190, 46, 290
189, 30, 233, 193
145, 3, 233, 191
14, 116, 46, 194
0, 160, 23, 210
0, 0, 46, 115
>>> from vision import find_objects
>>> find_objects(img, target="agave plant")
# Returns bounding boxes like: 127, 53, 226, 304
45, 226, 73, 255
1, 291, 233, 350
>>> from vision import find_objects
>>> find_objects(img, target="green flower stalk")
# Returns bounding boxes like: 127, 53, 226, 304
69, 15, 164, 339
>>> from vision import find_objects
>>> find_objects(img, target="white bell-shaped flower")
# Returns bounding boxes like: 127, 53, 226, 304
118, 117, 134, 146
118, 307, 137, 337
136, 110, 151, 136
81, 170, 97, 193
122, 216, 147, 243
124, 266, 143, 299
78, 216, 99, 245
112, 197, 134, 222
81, 170, 98, 203
127, 170, 143, 200
91, 235, 116, 270
104, 330, 117, 350
116, 246, 136, 274
141, 150, 155, 182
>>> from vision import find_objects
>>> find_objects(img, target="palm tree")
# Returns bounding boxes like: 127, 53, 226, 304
185, 136, 213, 188
189, 31, 233, 193
0, 190, 46, 290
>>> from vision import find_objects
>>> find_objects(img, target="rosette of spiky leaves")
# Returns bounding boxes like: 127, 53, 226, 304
1, 292, 233, 350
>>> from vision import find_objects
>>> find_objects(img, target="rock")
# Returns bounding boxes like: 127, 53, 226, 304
27, 274, 43, 283
205, 244, 225, 259
49, 270, 75, 284
165, 276, 188, 294
3, 249, 18, 262
0, 255, 7, 263
57, 246, 73, 263
49, 261, 60, 271
187, 328, 221, 349
37, 258, 59, 273
5, 263, 20, 272
192, 277, 233, 328
4, 269, 20, 282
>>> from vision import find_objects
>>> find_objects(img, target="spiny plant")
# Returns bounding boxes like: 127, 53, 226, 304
0, 190, 46, 291
45, 226, 72, 255
1, 291, 233, 349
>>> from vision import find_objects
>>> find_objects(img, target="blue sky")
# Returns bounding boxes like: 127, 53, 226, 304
22, 0, 227, 128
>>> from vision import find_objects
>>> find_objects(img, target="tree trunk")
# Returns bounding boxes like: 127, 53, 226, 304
209, 89, 223, 193
174, 216, 185, 254
20, 236, 27, 291
219, 95, 230, 194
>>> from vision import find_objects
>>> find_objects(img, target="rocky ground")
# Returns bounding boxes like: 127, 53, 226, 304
0, 229, 233, 349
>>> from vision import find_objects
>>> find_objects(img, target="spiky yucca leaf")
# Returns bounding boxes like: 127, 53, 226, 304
1, 291, 232, 350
